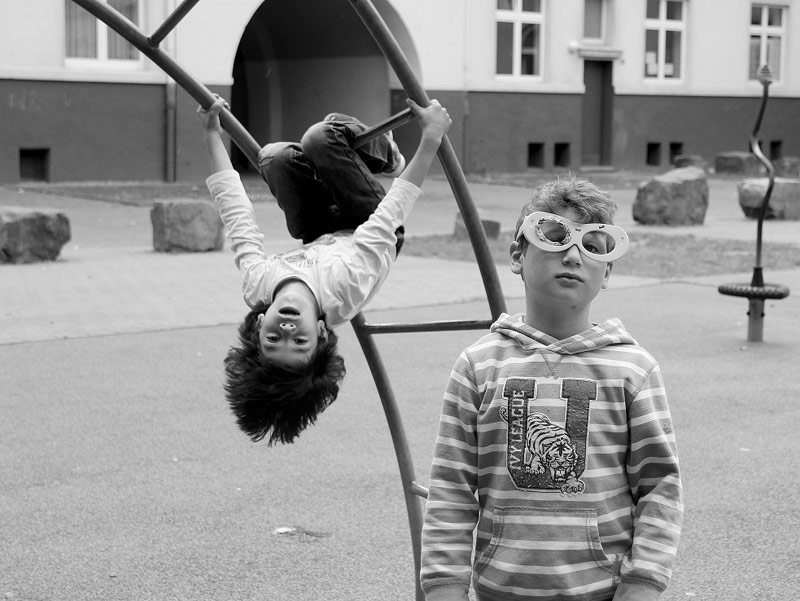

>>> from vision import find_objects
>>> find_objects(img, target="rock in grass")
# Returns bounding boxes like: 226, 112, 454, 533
633, 167, 709, 226
151, 199, 224, 252
0, 207, 71, 264
738, 178, 800, 220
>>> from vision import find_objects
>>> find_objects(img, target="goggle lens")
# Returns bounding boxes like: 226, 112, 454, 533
538, 220, 570, 245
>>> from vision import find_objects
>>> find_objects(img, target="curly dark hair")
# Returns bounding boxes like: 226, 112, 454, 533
223, 300, 346, 445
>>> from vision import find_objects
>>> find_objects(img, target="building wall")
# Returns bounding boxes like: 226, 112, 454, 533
612, 95, 800, 169
462, 92, 584, 174
1, 0, 799, 182
0, 79, 165, 182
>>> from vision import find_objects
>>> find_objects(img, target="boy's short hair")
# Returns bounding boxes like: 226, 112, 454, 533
223, 300, 346, 445
514, 176, 617, 247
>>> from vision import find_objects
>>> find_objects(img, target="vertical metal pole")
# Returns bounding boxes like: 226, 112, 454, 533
749, 66, 775, 278
351, 314, 425, 601
747, 299, 765, 342
747, 66, 774, 340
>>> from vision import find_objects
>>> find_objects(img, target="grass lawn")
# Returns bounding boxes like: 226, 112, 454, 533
402, 231, 800, 279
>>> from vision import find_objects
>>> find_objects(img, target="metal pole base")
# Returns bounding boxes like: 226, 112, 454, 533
747, 298, 765, 342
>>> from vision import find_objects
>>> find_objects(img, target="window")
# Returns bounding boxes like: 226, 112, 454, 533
749, 4, 784, 81
65, 0, 140, 65
646, 142, 662, 166
644, 0, 685, 80
20, 149, 50, 182
527, 142, 544, 168
496, 0, 543, 77
584, 0, 605, 42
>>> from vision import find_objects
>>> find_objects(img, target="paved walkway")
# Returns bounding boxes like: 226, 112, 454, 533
1, 175, 798, 345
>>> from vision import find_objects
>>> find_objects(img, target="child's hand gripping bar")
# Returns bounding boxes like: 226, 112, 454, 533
351, 108, 414, 149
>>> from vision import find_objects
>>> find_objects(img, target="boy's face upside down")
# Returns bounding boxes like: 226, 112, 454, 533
256, 281, 327, 368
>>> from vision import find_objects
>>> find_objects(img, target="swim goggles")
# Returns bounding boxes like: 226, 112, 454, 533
516, 211, 629, 262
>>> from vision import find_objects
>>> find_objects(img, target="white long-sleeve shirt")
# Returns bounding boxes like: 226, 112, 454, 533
206, 170, 421, 326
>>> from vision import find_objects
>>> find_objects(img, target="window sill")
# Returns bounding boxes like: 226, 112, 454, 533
570, 44, 623, 61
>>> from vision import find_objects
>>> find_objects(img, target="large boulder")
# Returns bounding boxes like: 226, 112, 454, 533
633, 166, 709, 225
714, 151, 765, 176
151, 199, 224, 252
0, 207, 71, 264
737, 178, 800, 220
673, 154, 709, 172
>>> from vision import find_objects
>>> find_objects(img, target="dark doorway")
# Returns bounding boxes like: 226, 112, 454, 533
581, 60, 613, 166
229, 0, 410, 174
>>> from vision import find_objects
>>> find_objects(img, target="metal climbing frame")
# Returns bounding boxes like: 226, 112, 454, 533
68, 0, 507, 598
717, 65, 790, 342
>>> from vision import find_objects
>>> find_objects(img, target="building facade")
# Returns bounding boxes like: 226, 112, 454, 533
1, 0, 799, 183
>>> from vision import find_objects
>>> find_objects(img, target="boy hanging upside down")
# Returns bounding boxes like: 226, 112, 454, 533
197, 95, 451, 445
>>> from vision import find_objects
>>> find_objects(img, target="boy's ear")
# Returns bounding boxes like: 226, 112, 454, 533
509, 239, 524, 278
317, 319, 328, 342
601, 261, 613, 289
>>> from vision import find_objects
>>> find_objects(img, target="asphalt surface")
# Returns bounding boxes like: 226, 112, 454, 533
2, 175, 799, 601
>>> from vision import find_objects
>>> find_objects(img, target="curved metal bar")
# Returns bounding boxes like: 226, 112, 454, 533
348, 0, 507, 320
148, 0, 203, 48
352, 108, 415, 148
70, 0, 262, 169
350, 313, 426, 601
66, 4, 501, 599
359, 318, 494, 335
749, 66, 776, 281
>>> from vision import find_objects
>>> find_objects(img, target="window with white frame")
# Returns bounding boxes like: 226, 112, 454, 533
65, 0, 141, 66
749, 4, 784, 81
644, 0, 685, 80
496, 0, 543, 77
583, 0, 606, 43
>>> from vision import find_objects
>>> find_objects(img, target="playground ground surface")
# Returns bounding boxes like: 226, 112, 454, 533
1, 172, 799, 600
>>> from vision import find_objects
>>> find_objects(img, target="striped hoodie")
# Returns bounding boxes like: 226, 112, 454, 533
420, 313, 683, 601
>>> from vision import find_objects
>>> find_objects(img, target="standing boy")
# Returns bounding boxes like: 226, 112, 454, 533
420, 178, 683, 601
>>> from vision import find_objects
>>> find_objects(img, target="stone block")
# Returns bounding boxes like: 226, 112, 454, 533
714, 151, 765, 176
673, 154, 709, 172
454, 210, 502, 241
737, 177, 800, 220
773, 156, 800, 178
633, 166, 709, 226
151, 199, 224, 252
0, 206, 71, 264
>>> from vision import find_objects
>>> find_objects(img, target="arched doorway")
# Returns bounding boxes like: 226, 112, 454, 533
230, 0, 419, 172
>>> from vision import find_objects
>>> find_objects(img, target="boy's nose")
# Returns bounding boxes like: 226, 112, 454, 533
280, 321, 296, 331
562, 244, 583, 264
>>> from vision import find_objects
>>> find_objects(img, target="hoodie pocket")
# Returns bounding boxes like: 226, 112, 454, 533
474, 504, 617, 599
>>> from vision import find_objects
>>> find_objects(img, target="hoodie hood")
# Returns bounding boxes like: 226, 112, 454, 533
490, 312, 637, 355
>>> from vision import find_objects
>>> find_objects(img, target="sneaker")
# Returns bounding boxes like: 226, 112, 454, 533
382, 131, 406, 178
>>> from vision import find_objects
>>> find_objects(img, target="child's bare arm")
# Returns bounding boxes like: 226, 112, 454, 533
397, 99, 452, 188
197, 96, 234, 174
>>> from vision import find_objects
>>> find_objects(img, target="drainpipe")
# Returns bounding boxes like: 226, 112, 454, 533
165, 80, 177, 182
163, 0, 178, 182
